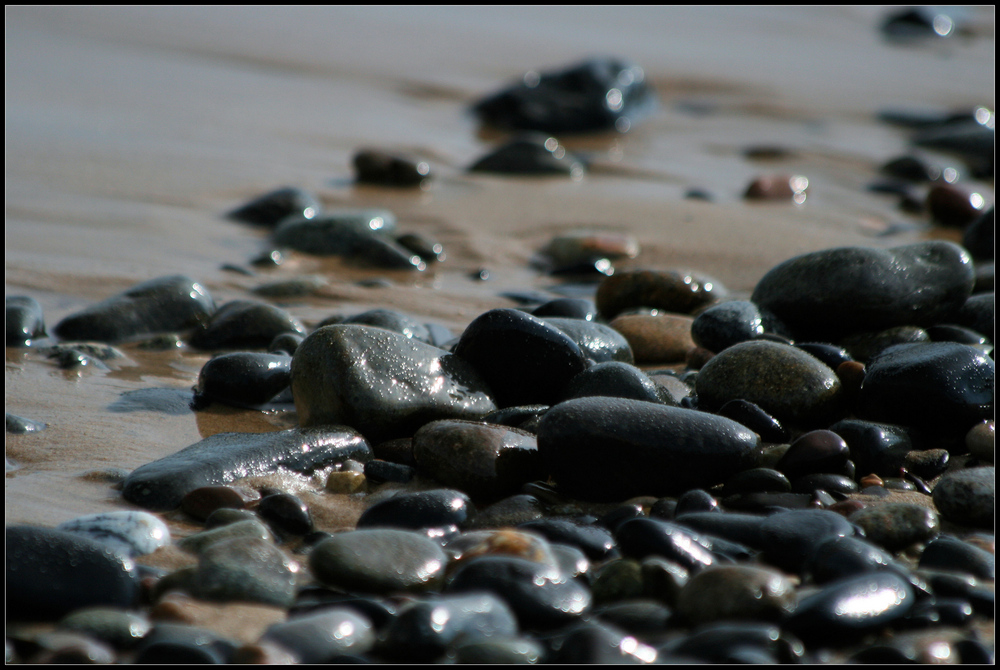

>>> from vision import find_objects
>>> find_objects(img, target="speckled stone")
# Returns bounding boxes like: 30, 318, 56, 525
189, 538, 298, 607
676, 564, 797, 625
847, 503, 940, 552
695, 340, 844, 427
291, 324, 496, 442
596, 269, 726, 320
188, 300, 306, 350
608, 313, 695, 363
57, 511, 170, 558
309, 529, 448, 595
932, 466, 994, 528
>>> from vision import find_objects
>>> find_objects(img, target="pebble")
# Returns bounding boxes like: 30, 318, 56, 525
695, 340, 844, 427
450, 636, 545, 664
309, 528, 449, 594
531, 297, 597, 321
325, 470, 368, 494
774, 430, 850, 479
758, 509, 856, 573
364, 459, 415, 484
608, 312, 695, 363
918, 534, 995, 580
795, 342, 855, 370
188, 299, 306, 350
962, 206, 994, 260
469, 133, 585, 177
177, 518, 275, 554
6, 525, 140, 620
675, 489, 719, 515
690, 300, 764, 353
5, 412, 47, 434
805, 534, 906, 584
188, 537, 298, 607
123, 426, 372, 510
338, 307, 433, 344
353, 148, 431, 187
841, 325, 930, 364
743, 174, 808, 202
472, 57, 656, 134
445, 528, 560, 569
956, 292, 994, 341
412, 420, 544, 501
57, 511, 171, 558
518, 518, 617, 561
783, 571, 916, 646
848, 503, 940, 552
131, 622, 237, 663
261, 608, 375, 663
561, 360, 671, 404
927, 184, 988, 228
194, 352, 291, 408
291, 324, 496, 441
180, 485, 260, 522
540, 316, 634, 364
274, 211, 425, 270
858, 342, 994, 437
750, 241, 974, 340
596, 268, 726, 319
397, 232, 446, 264
6, 295, 46, 346
717, 399, 789, 443
227, 186, 321, 227
615, 518, 716, 573
539, 231, 639, 271
828, 418, 919, 478
931, 466, 994, 528
966, 420, 994, 462
547, 620, 658, 663
54, 275, 216, 343
445, 555, 592, 629
464, 494, 545, 529
356, 488, 473, 532
537, 396, 761, 500
675, 564, 797, 625
453, 308, 588, 407
380, 592, 519, 661
257, 492, 313, 536
721, 468, 791, 496
659, 621, 803, 663
58, 607, 152, 649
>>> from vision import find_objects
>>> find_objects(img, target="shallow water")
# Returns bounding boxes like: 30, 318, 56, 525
4, 5, 994, 540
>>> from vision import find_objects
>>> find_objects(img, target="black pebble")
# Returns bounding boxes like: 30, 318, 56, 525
717, 399, 789, 443
228, 187, 321, 227
356, 489, 473, 532
5, 296, 46, 346
257, 492, 313, 536
195, 352, 291, 409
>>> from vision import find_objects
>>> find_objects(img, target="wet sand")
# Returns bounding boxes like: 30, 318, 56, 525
5, 6, 994, 551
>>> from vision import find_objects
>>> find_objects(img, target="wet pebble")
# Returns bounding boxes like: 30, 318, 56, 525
58, 607, 152, 650
291, 324, 496, 441
717, 399, 789, 443
57, 511, 170, 558
750, 241, 974, 340
189, 538, 298, 607
758, 509, 856, 573
774, 430, 850, 479
537, 396, 760, 500
309, 528, 448, 594
261, 608, 375, 663
615, 518, 716, 573
539, 231, 639, 271
357, 488, 473, 532
676, 564, 796, 625
695, 340, 843, 427
541, 316, 634, 364
841, 325, 930, 364
546, 619, 658, 663
722, 468, 791, 496
412, 420, 544, 501
450, 636, 545, 664
396, 232, 445, 264
6, 295, 46, 346
54, 275, 216, 343
956, 292, 994, 341
918, 534, 995, 580
931, 466, 994, 528
353, 148, 430, 187
659, 620, 803, 663
5, 412, 47, 434
182, 485, 260, 522
364, 459, 415, 484
257, 492, 313, 536
966, 420, 994, 463
927, 184, 988, 227
531, 297, 597, 321
805, 534, 906, 584
562, 360, 670, 404
962, 206, 994, 260
848, 503, 939, 552
227, 186, 321, 227
123, 426, 371, 510
251, 275, 328, 298
178, 518, 275, 555
743, 174, 808, 202
829, 418, 918, 478
690, 300, 764, 353
338, 307, 433, 344
194, 352, 291, 408
469, 133, 585, 177
596, 268, 726, 319
472, 57, 656, 134
608, 312, 695, 363
518, 518, 616, 561
274, 211, 425, 270
189, 300, 306, 350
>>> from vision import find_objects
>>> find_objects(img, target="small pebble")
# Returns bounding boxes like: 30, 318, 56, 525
931, 466, 994, 528
353, 148, 431, 187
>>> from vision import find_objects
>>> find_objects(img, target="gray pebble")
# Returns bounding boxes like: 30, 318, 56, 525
57, 511, 170, 558
932, 466, 994, 528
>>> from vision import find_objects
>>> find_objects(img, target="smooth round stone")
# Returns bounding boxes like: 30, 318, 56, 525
227, 186, 321, 227
531, 298, 597, 321
676, 564, 796, 625
608, 313, 695, 363
195, 352, 291, 408
758, 509, 856, 573
828, 419, 918, 479
353, 149, 430, 187
124, 426, 371, 511
518, 518, 616, 561
189, 300, 306, 350
696, 340, 843, 427
181, 485, 259, 522
272, 211, 415, 261
446, 555, 591, 629
956, 293, 994, 341
6, 526, 140, 620
6, 295, 46, 346
58, 607, 152, 649
783, 572, 916, 646
469, 133, 584, 177
257, 492, 313, 536
659, 621, 805, 663
363, 459, 415, 484
774, 430, 850, 479
717, 399, 789, 443
795, 342, 854, 370
546, 620, 658, 664
56, 511, 170, 558
189, 537, 297, 607
848, 503, 940, 552
592, 598, 672, 634
205, 508, 259, 529
453, 308, 588, 407
356, 489, 473, 531
412, 420, 544, 501
596, 269, 726, 320
472, 57, 656, 134
750, 241, 974, 340
927, 184, 987, 227
675, 489, 719, 515
926, 323, 990, 346
561, 361, 671, 405
5, 412, 47, 434
451, 636, 545, 664
932, 466, 994, 528
541, 317, 634, 364
743, 174, 807, 200
464, 494, 545, 529
310, 529, 448, 594
537, 397, 761, 501
380, 592, 519, 661
339, 308, 433, 344
540, 230, 639, 270
919, 534, 995, 581
691, 300, 764, 353
325, 471, 367, 494
445, 529, 560, 570
178, 518, 275, 554
615, 518, 716, 573
841, 326, 930, 364
395, 233, 445, 265
722, 468, 791, 497
262, 608, 375, 663
966, 420, 995, 463
858, 342, 994, 436
54, 275, 216, 343
791, 473, 858, 495
805, 534, 905, 584
292, 325, 496, 442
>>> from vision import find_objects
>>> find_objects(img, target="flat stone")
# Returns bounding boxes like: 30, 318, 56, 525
596, 269, 726, 320
676, 564, 797, 625
309, 528, 448, 594
848, 503, 940, 552
57, 511, 170, 558
189, 538, 298, 607
609, 313, 695, 363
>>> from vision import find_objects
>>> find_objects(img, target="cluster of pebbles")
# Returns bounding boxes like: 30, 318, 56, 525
5, 52, 996, 665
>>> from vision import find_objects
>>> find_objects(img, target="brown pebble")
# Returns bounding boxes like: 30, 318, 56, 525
966, 420, 994, 463
609, 313, 696, 363
744, 174, 808, 202
859, 473, 884, 488
835, 360, 865, 398
828, 499, 867, 517
181, 485, 260, 521
685, 346, 715, 370
325, 471, 368, 494
596, 268, 725, 319
927, 184, 987, 228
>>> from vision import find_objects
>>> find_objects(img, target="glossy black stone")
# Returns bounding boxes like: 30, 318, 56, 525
353, 149, 430, 187
363, 460, 415, 484
758, 509, 856, 573
791, 473, 858, 495
717, 399, 789, 443
257, 492, 313, 536
518, 518, 617, 561
925, 324, 990, 346
545, 620, 657, 664
828, 419, 920, 478
658, 622, 805, 664
561, 361, 670, 404
918, 535, 995, 580
472, 57, 657, 134
274, 213, 424, 271
795, 343, 854, 370
531, 298, 596, 321
675, 489, 719, 516
962, 206, 994, 261
6, 295, 46, 346
228, 187, 321, 227
469, 133, 584, 177
339, 308, 433, 344
955, 293, 994, 342
690, 300, 764, 353
453, 308, 589, 407
615, 518, 716, 573
356, 489, 473, 532
189, 300, 306, 350
805, 535, 905, 584
194, 352, 291, 409
541, 317, 635, 364
775, 430, 850, 479
721, 468, 791, 497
